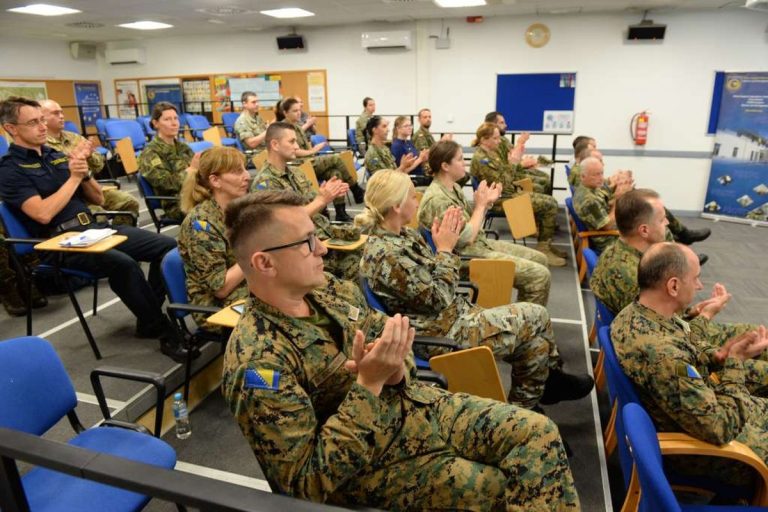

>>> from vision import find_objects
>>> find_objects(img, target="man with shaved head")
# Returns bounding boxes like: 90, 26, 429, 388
612, 242, 768, 470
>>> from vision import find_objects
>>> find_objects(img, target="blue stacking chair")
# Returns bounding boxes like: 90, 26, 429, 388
63, 120, 80, 133
0, 336, 176, 512
0, 136, 8, 157
104, 119, 147, 152
565, 164, 573, 193
136, 173, 182, 233
161, 248, 226, 399
310, 134, 333, 154
623, 403, 768, 511
188, 140, 214, 153
185, 114, 238, 147
221, 112, 239, 137
137, 115, 156, 138
566, 196, 619, 283
0, 203, 128, 359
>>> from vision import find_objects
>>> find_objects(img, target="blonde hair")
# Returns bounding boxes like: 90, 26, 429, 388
354, 169, 413, 231
471, 122, 498, 147
392, 115, 409, 140
181, 146, 245, 213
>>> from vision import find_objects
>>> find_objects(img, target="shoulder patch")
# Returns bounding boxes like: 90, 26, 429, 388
50, 157, 68, 166
255, 181, 268, 190
245, 368, 281, 391
676, 363, 702, 379
192, 220, 210, 232
151, 156, 163, 167
19, 163, 42, 169
480, 159, 490, 165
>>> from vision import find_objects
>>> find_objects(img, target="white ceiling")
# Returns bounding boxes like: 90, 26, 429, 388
0, 0, 749, 42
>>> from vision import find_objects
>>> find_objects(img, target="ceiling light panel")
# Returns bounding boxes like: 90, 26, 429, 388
118, 21, 174, 30
260, 7, 315, 18
434, 0, 486, 7
7, 3, 81, 16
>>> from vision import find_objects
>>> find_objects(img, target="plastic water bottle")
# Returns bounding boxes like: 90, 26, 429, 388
172, 392, 191, 439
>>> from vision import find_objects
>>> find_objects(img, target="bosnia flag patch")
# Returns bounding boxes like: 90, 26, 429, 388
685, 364, 702, 379
255, 182, 268, 190
480, 159, 490, 165
192, 220, 210, 232
245, 368, 281, 391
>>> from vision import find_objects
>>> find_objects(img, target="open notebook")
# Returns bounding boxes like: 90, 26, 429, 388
58, 228, 117, 248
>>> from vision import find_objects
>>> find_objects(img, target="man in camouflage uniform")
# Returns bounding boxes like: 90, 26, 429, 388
592, 189, 759, 348
572, 157, 633, 253
41, 100, 138, 226
138, 129, 196, 221
486, 111, 551, 193
221, 189, 580, 510
412, 109, 437, 169
361, 208, 593, 409
470, 138, 566, 266
612, 242, 768, 479
250, 122, 362, 281
418, 176, 552, 305
234, 91, 268, 153
354, 96, 375, 154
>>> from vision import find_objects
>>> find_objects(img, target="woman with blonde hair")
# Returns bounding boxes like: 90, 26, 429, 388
418, 139, 552, 306
177, 146, 250, 325
390, 115, 428, 184
357, 170, 593, 409
470, 122, 566, 266
363, 115, 423, 176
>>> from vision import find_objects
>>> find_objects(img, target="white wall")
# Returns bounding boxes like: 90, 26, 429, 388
2, 9, 767, 211
0, 36, 101, 79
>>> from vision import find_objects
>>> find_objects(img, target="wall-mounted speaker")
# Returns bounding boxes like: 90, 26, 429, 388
627, 23, 666, 41
70, 41, 97, 60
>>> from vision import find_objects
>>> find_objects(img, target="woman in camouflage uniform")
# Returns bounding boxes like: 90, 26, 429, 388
363, 115, 423, 176
177, 146, 250, 326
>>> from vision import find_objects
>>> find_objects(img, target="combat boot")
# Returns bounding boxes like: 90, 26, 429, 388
334, 204, 352, 223
548, 243, 568, 259
1, 280, 27, 317
676, 227, 711, 245
350, 183, 365, 204
539, 369, 595, 405
535, 241, 566, 267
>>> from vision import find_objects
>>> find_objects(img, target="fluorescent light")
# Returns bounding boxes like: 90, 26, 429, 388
7, 3, 81, 16
434, 0, 486, 7
118, 21, 173, 30
260, 7, 314, 18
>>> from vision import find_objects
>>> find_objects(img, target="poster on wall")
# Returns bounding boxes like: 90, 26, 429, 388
182, 79, 212, 114
74, 82, 102, 129
229, 76, 281, 108
0, 81, 47, 101
115, 80, 140, 118
145, 83, 183, 116
307, 72, 325, 112
703, 72, 768, 225
213, 75, 231, 113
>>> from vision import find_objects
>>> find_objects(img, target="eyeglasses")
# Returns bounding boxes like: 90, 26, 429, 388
261, 232, 317, 254
12, 117, 46, 128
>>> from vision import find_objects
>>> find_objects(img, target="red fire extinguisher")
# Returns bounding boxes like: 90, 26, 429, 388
630, 111, 649, 145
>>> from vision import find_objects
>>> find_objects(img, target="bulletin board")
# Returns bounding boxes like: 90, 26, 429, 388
495, 73, 576, 133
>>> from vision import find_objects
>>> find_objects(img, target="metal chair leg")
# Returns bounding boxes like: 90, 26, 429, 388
92, 280, 98, 316
25, 274, 33, 336
62, 275, 102, 360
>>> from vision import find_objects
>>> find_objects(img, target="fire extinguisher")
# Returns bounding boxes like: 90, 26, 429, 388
630, 111, 649, 145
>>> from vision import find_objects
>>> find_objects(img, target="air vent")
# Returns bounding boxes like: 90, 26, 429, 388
196, 6, 252, 16
66, 21, 105, 29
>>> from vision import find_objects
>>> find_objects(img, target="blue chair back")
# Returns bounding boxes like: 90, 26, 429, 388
0, 136, 8, 157
565, 164, 571, 179
565, 197, 588, 232
599, 325, 641, 488
0, 336, 78, 436
137, 115, 156, 137
310, 134, 332, 154
104, 120, 146, 150
64, 120, 80, 134
470, 175, 480, 191
136, 173, 162, 211
347, 128, 358, 153
161, 248, 190, 320
360, 276, 388, 314
623, 403, 683, 512
583, 247, 598, 277
0, 202, 36, 256
185, 114, 212, 140
419, 227, 437, 254
222, 112, 239, 136
188, 141, 214, 153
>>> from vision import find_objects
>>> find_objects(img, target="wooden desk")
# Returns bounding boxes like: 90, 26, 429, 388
35, 232, 127, 253
206, 299, 246, 329
324, 234, 367, 251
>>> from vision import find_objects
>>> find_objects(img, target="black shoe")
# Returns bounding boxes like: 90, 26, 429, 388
539, 369, 595, 405
351, 184, 365, 205
698, 253, 709, 266
136, 318, 168, 339
1, 290, 27, 317
160, 338, 201, 364
562, 438, 573, 458
334, 204, 352, 223
676, 227, 711, 245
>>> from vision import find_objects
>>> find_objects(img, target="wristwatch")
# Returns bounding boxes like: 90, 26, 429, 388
82, 171, 93, 182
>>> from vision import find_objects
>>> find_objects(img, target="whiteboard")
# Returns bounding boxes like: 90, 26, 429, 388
229, 77, 281, 107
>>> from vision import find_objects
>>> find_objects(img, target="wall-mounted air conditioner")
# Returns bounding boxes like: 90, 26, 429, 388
105, 47, 146, 65
361, 31, 413, 50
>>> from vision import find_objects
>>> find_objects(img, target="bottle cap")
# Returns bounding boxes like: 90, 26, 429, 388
174, 392, 182, 400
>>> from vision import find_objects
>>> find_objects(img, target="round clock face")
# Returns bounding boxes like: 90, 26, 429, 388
525, 23, 551, 48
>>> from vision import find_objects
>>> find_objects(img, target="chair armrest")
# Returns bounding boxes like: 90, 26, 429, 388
2, 237, 47, 246
577, 230, 620, 238
484, 230, 500, 240
413, 336, 458, 351
101, 419, 151, 435
167, 303, 222, 315
458, 280, 479, 303
416, 369, 448, 389
90, 367, 167, 438
92, 210, 138, 227
96, 179, 121, 189
144, 195, 180, 202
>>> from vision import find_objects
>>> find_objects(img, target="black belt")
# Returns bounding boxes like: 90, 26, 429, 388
54, 212, 94, 233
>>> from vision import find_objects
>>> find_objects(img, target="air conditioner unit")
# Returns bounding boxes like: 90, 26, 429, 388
745, 0, 768, 10
105, 47, 146, 65
361, 31, 413, 50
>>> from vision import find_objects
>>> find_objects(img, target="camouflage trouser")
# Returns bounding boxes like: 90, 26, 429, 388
0, 226, 17, 285
313, 154, 355, 206
335, 392, 579, 511
448, 302, 560, 408
88, 189, 140, 226
459, 239, 551, 306
325, 248, 361, 282
665, 207, 689, 239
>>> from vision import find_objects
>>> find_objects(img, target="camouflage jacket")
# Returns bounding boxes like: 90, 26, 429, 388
233, 111, 267, 151
572, 184, 615, 253
567, 163, 582, 188
364, 143, 396, 174
590, 238, 642, 316
417, 178, 493, 255
412, 127, 435, 174
354, 111, 370, 150
46, 130, 105, 174
612, 301, 763, 447
138, 136, 194, 220
497, 136, 512, 165
221, 275, 445, 501
360, 225, 481, 338
469, 146, 523, 199
177, 198, 249, 325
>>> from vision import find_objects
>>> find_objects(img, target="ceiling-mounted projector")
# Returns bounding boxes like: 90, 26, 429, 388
745, 0, 768, 10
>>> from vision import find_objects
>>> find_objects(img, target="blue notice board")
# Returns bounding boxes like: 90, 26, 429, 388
496, 73, 576, 132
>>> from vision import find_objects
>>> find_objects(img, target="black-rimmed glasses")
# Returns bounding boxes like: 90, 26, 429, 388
261, 232, 317, 254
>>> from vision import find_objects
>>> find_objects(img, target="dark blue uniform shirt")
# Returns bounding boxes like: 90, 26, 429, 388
391, 138, 424, 176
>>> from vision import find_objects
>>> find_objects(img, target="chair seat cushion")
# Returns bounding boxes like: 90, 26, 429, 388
22, 427, 176, 512
221, 137, 238, 147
